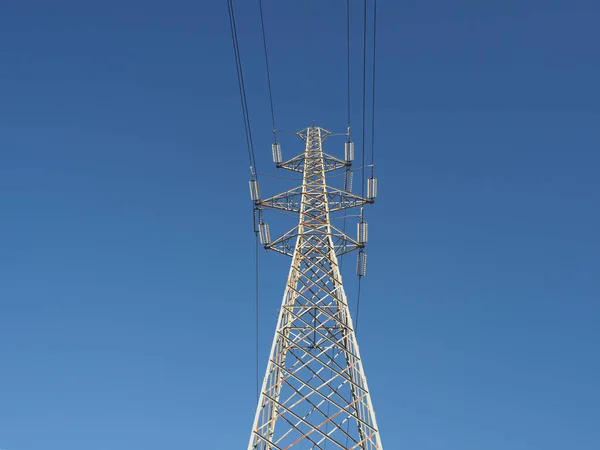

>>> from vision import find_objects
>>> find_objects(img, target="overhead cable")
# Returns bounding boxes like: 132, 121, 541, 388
226, 0, 258, 177
258, 0, 277, 142
371, 0, 378, 176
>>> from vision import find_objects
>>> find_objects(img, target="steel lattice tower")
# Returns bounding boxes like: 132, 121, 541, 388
248, 126, 383, 450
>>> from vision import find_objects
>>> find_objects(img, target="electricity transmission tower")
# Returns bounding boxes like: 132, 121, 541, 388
248, 126, 383, 450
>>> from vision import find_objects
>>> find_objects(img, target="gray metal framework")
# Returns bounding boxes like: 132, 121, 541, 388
247, 126, 383, 450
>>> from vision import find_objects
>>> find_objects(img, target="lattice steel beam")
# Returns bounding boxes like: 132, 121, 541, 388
248, 126, 383, 450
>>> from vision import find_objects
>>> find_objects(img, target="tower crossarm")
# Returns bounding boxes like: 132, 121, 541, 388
277, 152, 350, 173
325, 186, 374, 212
257, 186, 372, 213
266, 222, 364, 257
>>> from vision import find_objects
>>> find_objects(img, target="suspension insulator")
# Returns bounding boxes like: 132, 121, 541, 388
259, 221, 271, 245
357, 251, 367, 277
367, 176, 378, 199
345, 140, 355, 163
249, 179, 260, 201
272, 142, 282, 164
357, 221, 368, 244
344, 170, 353, 193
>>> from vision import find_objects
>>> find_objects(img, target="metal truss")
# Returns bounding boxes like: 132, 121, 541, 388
264, 221, 363, 258
259, 185, 372, 214
277, 152, 349, 173
248, 126, 383, 450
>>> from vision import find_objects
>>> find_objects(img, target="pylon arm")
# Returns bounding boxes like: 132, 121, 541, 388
277, 152, 350, 173
326, 186, 374, 211
330, 222, 365, 255
264, 224, 298, 256
266, 223, 364, 257
257, 186, 373, 213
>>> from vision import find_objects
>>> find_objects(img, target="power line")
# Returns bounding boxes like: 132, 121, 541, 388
258, 0, 277, 142
255, 234, 260, 401
360, 0, 368, 198
226, 0, 258, 177
341, 0, 352, 273
371, 0, 378, 176
355, 276, 363, 332
347, 0, 351, 134
257, 172, 302, 181
356, 0, 378, 343
226, 0, 262, 405
304, 0, 315, 111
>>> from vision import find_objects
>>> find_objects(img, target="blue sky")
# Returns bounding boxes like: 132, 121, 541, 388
0, 0, 599, 449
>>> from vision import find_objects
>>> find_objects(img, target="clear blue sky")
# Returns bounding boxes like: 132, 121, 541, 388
1, 1, 599, 449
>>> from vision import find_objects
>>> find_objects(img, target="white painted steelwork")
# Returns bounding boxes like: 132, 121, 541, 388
248, 126, 383, 450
